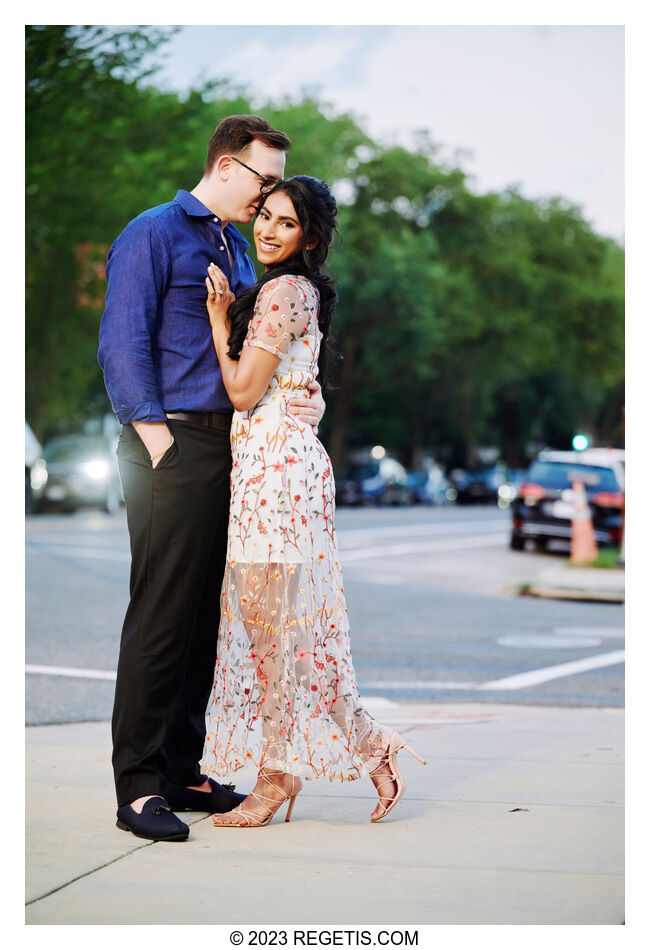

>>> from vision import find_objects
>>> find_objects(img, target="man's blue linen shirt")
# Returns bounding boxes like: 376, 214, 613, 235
98, 190, 257, 424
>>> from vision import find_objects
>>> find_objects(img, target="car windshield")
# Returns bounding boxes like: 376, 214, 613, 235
43, 436, 108, 462
528, 461, 619, 492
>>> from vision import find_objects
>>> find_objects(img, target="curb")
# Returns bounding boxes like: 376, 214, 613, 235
521, 584, 624, 603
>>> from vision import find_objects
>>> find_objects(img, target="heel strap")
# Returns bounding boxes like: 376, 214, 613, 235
384, 733, 426, 764
259, 769, 301, 798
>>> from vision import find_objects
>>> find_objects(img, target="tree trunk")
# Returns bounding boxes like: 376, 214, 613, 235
494, 386, 522, 467
457, 377, 478, 469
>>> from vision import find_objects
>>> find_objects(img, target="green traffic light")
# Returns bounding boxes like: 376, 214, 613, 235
572, 434, 590, 451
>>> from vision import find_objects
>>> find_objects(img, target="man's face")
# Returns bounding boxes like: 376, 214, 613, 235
221, 140, 286, 224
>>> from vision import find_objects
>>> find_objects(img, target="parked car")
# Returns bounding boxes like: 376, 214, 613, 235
405, 466, 456, 505
335, 457, 410, 506
33, 433, 123, 514
510, 448, 624, 550
25, 423, 43, 513
452, 464, 509, 504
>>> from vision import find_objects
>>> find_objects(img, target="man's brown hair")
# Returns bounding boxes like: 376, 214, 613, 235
204, 115, 292, 174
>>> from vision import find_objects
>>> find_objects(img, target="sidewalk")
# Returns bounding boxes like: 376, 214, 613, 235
25, 701, 624, 925
523, 563, 625, 603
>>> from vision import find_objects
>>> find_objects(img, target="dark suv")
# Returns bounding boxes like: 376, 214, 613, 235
510, 449, 624, 550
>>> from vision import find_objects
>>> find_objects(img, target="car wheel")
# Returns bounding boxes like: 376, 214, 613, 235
510, 533, 525, 551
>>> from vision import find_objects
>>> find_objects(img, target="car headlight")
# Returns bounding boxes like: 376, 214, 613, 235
30, 458, 48, 490
80, 459, 110, 480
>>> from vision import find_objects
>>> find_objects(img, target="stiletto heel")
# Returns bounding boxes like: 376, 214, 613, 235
212, 770, 302, 828
403, 744, 427, 765
369, 733, 426, 823
285, 793, 298, 822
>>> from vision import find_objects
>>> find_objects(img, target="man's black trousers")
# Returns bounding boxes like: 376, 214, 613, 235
112, 418, 231, 806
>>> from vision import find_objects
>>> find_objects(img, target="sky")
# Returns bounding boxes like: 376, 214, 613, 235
148, 25, 624, 241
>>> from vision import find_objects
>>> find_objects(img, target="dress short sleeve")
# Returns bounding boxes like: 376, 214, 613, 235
244, 276, 315, 359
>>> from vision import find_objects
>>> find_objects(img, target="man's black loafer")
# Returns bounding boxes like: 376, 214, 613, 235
163, 778, 247, 814
116, 796, 189, 841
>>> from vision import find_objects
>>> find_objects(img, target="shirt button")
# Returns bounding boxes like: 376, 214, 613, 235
213, 217, 219, 223
220, 246, 225, 251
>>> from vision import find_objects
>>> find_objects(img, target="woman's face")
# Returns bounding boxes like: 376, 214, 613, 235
254, 190, 306, 268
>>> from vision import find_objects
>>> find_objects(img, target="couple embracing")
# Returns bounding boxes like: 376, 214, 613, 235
98, 115, 425, 843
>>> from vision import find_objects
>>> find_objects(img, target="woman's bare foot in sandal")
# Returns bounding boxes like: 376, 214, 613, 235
370, 756, 399, 822
212, 770, 302, 827
369, 734, 427, 822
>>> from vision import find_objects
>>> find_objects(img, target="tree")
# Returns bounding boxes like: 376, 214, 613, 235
27, 26, 180, 434
26, 26, 624, 470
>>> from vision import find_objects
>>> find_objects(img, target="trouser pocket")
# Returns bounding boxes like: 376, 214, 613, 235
153, 434, 181, 471
117, 423, 182, 471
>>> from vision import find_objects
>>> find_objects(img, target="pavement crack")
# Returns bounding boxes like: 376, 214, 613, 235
25, 842, 156, 906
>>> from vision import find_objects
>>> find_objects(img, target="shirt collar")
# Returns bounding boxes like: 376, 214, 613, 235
224, 223, 249, 248
174, 189, 214, 218
174, 190, 250, 249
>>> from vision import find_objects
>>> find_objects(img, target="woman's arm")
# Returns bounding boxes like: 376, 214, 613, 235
206, 264, 279, 411
206, 265, 329, 426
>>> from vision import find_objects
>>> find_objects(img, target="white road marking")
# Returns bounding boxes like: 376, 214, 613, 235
26, 664, 117, 681
25, 518, 505, 551
351, 575, 405, 586
26, 544, 131, 562
340, 533, 508, 562
497, 633, 603, 649
26, 532, 509, 565
24, 532, 126, 544
553, 626, 625, 639
361, 696, 401, 709
27, 649, 625, 693
477, 650, 625, 691
337, 519, 506, 545
25, 664, 474, 690
360, 680, 477, 690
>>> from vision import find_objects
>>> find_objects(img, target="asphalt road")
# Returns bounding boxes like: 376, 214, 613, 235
25, 504, 624, 725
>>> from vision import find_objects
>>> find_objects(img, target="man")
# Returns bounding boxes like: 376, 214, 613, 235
98, 115, 325, 842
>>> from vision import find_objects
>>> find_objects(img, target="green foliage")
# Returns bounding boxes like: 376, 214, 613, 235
26, 26, 624, 470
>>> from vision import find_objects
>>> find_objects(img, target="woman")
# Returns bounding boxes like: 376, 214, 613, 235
201, 176, 425, 827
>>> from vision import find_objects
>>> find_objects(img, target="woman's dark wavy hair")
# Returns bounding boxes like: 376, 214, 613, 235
226, 175, 341, 390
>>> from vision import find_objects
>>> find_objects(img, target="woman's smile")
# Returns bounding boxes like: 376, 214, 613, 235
259, 239, 281, 252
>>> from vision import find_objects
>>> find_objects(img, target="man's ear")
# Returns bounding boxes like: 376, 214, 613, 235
215, 155, 232, 180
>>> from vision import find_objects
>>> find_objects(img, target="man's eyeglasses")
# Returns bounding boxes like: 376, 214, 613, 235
229, 156, 282, 194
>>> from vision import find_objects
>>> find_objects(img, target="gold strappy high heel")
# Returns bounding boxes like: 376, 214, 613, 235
370, 734, 427, 823
212, 770, 303, 828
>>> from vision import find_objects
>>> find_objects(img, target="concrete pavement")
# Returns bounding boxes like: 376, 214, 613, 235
25, 700, 624, 925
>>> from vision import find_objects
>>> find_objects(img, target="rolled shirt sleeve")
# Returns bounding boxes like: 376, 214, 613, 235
98, 215, 171, 423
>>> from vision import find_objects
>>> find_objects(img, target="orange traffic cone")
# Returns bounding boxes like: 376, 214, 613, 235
570, 481, 599, 564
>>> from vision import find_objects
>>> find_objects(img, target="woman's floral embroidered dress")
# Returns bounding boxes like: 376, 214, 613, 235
202, 275, 390, 781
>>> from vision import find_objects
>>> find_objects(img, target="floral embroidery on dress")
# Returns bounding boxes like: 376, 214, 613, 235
202, 275, 391, 782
